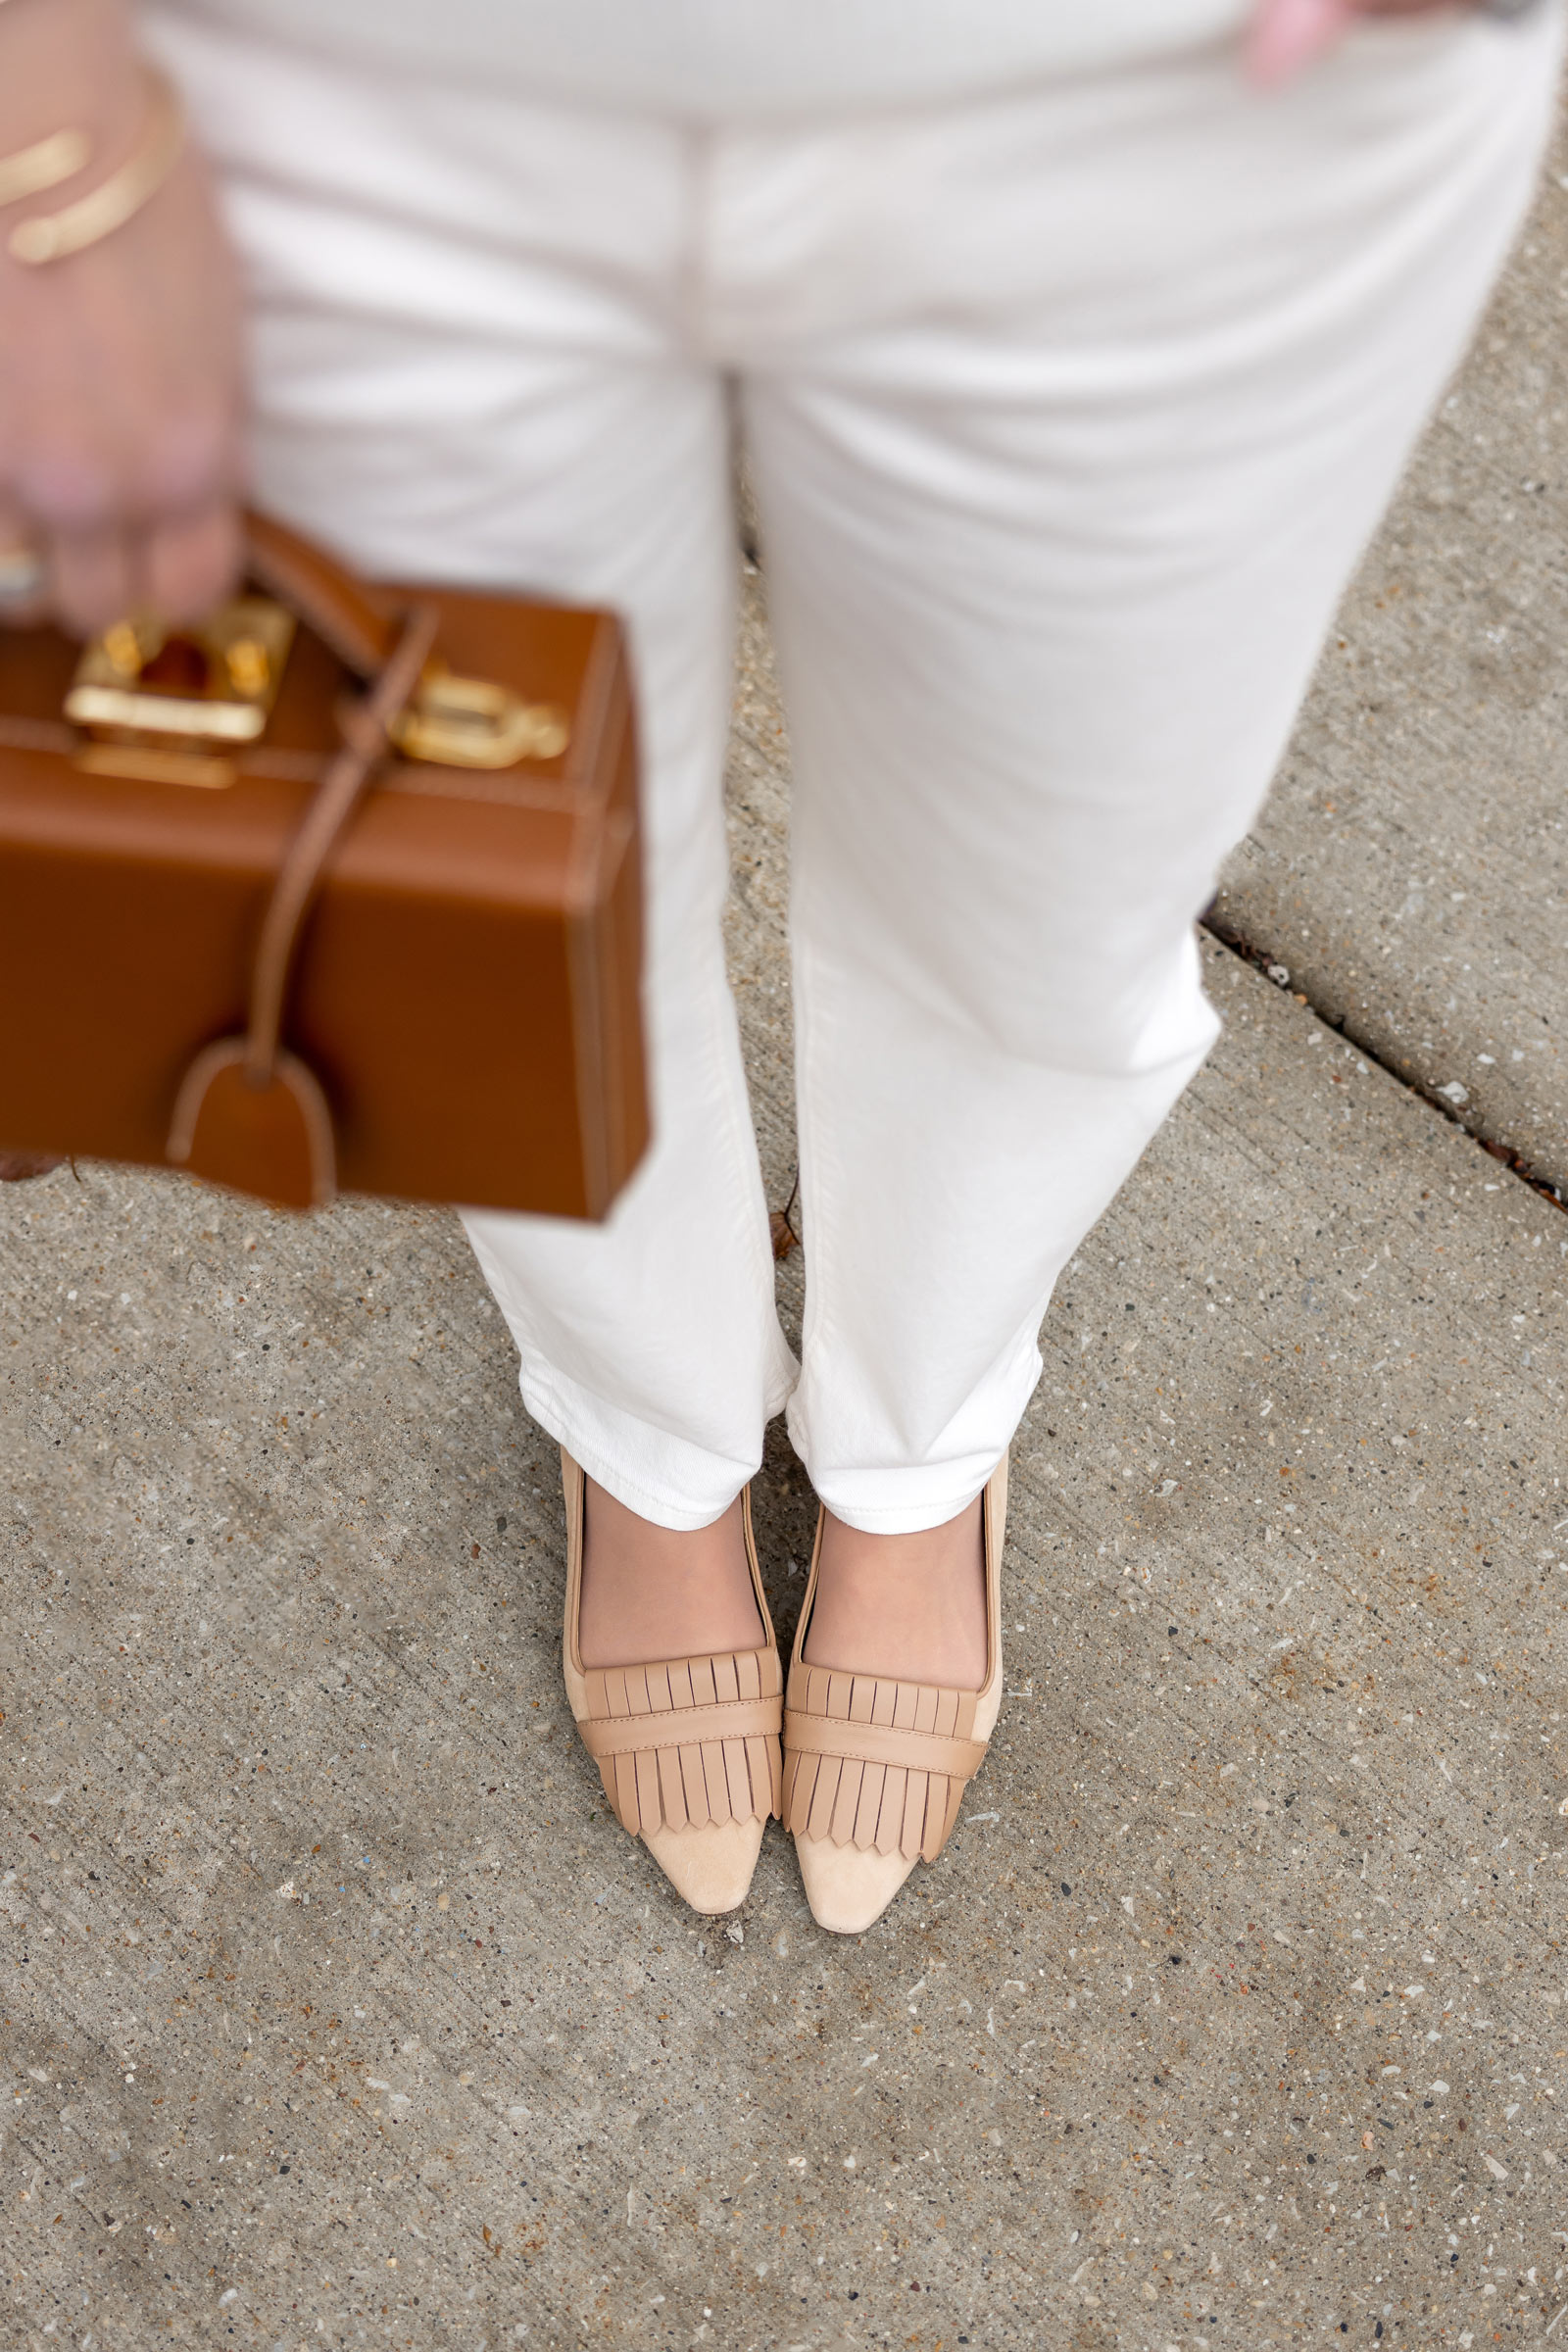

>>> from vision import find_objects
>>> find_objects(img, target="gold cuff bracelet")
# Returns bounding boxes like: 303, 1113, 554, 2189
0, 123, 91, 211
5, 65, 184, 268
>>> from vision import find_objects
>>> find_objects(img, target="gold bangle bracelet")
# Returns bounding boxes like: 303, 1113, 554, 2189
7, 65, 183, 267
0, 123, 91, 210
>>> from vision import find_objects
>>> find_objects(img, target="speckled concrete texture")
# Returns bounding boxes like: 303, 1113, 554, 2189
1210, 102, 1568, 1197
723, 555, 796, 1225
5, 672, 1567, 2347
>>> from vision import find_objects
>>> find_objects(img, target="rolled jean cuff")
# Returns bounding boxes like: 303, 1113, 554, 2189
805, 1475, 993, 1536
516, 1347, 798, 1531
789, 1422, 1021, 1537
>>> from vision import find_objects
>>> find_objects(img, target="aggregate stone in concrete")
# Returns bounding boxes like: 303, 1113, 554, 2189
1210, 104, 1568, 1197
5, 601, 1568, 2352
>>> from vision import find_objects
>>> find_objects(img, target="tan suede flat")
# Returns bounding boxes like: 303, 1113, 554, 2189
784, 1454, 1007, 1936
560, 1448, 782, 1916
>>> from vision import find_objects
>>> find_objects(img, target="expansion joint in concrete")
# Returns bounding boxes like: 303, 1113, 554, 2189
1200, 908, 1566, 1219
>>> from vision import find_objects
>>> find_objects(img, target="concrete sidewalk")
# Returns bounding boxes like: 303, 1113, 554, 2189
5, 133, 1568, 2352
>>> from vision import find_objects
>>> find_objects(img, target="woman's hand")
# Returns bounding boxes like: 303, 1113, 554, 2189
0, 0, 244, 636
1248, 0, 1498, 84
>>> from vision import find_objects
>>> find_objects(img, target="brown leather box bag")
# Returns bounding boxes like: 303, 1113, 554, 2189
0, 514, 648, 1217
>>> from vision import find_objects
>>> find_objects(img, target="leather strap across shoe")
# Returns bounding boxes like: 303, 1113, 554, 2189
783, 1455, 1007, 1932
560, 1450, 782, 1913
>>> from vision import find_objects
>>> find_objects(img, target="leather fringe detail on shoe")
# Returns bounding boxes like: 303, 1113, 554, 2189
781, 1666, 986, 1865
781, 1458, 1007, 1885
560, 1448, 784, 1857
576, 1645, 784, 1838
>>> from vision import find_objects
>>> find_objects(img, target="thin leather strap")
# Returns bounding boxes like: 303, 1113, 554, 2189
242, 601, 439, 1085
782, 1710, 988, 1780
577, 1691, 783, 1763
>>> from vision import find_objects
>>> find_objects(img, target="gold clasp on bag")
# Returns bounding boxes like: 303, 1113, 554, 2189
66, 598, 296, 787
64, 591, 568, 784
389, 662, 570, 769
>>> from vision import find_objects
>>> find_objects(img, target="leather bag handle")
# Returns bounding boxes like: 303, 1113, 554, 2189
242, 510, 402, 680
166, 518, 443, 1211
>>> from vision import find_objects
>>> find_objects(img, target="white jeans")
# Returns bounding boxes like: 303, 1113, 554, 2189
151, 3, 1558, 1530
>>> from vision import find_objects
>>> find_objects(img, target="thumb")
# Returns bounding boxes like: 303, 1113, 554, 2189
1244, 0, 1356, 84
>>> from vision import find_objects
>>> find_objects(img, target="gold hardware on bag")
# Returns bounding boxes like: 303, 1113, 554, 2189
390, 663, 571, 769
65, 591, 568, 782
66, 598, 296, 772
